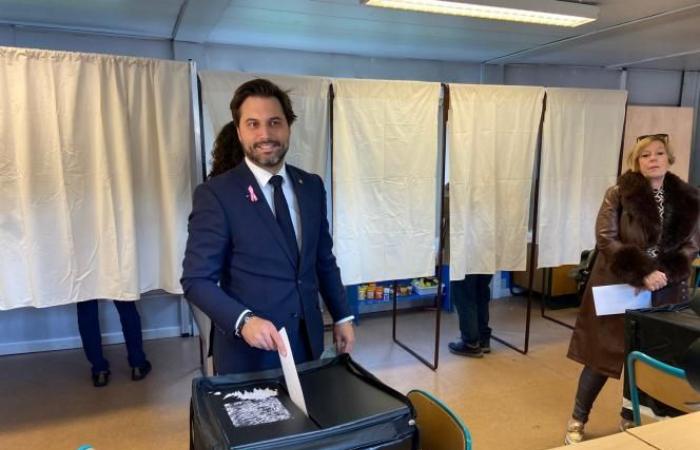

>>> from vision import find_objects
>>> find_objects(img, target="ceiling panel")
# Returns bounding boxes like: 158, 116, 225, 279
0, 0, 699, 70
209, 0, 587, 61
505, 4, 700, 69
0, 0, 182, 38
631, 54, 700, 71
209, 7, 552, 61
208, 0, 700, 69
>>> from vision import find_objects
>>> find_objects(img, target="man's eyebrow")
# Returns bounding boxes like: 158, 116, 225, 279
245, 116, 283, 120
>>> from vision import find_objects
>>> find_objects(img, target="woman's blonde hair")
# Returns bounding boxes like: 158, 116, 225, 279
626, 134, 675, 172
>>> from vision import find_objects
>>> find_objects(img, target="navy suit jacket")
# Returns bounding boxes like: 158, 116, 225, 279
181, 162, 350, 374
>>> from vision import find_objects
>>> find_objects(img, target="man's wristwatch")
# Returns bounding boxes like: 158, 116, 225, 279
235, 312, 255, 337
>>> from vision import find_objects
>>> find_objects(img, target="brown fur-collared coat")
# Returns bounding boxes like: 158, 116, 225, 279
567, 171, 700, 378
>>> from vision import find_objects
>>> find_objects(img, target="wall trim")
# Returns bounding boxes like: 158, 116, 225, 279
0, 326, 182, 356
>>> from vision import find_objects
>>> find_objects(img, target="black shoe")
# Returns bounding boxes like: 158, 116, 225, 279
92, 370, 110, 387
448, 341, 483, 358
131, 360, 152, 381
480, 341, 491, 354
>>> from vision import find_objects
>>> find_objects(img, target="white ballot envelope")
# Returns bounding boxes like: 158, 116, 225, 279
592, 284, 652, 316
277, 327, 308, 416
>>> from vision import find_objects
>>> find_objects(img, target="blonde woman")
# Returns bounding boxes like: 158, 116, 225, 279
564, 134, 699, 444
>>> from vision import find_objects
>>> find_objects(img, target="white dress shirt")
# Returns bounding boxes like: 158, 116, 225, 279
245, 157, 302, 248
234, 158, 352, 335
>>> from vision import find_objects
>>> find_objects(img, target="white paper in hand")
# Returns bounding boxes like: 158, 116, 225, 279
277, 327, 308, 416
592, 284, 651, 316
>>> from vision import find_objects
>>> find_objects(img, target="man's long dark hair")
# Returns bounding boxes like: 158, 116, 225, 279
208, 78, 297, 178
230, 78, 297, 127
208, 121, 243, 178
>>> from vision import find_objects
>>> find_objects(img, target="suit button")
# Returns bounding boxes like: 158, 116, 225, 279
292, 313, 300, 318
297, 280, 302, 285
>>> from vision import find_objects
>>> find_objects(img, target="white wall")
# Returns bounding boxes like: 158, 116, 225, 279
505, 63, 622, 89
627, 69, 684, 105
176, 42, 483, 83
0, 24, 173, 59
0, 24, 698, 355
0, 295, 182, 356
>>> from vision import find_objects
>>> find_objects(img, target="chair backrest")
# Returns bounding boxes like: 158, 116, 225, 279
407, 389, 471, 450
189, 302, 214, 376
627, 351, 700, 425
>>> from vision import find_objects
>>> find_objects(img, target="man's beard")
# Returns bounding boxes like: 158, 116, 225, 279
244, 140, 289, 168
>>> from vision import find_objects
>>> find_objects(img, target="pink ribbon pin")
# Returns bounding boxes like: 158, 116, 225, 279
247, 185, 258, 203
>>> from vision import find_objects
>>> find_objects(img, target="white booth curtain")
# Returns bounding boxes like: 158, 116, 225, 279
448, 84, 545, 279
537, 88, 628, 268
332, 78, 441, 285
198, 71, 331, 178
0, 46, 193, 309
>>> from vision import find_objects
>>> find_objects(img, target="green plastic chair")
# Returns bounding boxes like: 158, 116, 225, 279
407, 389, 472, 450
627, 350, 700, 426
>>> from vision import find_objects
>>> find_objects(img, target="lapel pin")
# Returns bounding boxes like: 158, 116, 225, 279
246, 185, 259, 203
298, 178, 303, 184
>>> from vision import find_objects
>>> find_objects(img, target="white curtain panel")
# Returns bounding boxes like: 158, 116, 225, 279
449, 84, 545, 279
332, 78, 441, 285
198, 71, 331, 178
0, 46, 192, 309
537, 88, 628, 268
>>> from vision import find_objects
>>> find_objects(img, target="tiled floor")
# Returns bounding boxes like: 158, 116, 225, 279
0, 297, 626, 450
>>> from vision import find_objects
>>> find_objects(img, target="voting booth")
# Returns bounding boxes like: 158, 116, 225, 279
190, 354, 417, 450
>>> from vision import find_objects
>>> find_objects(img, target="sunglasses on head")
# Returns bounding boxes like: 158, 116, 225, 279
636, 133, 668, 143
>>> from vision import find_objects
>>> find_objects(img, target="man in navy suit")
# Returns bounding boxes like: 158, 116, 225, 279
181, 79, 355, 374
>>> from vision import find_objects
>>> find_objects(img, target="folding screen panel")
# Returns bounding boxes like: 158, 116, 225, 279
537, 88, 627, 268
622, 106, 694, 180
448, 84, 545, 279
0, 46, 193, 309
332, 78, 441, 285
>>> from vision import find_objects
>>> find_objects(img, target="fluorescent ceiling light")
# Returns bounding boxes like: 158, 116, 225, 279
361, 0, 599, 27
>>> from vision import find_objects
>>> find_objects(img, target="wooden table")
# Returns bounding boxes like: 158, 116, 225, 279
548, 412, 700, 449
627, 411, 700, 449
547, 431, 653, 449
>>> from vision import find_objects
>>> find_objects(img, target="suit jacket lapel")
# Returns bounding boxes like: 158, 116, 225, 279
232, 163, 297, 267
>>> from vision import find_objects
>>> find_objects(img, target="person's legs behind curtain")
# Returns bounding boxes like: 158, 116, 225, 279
114, 300, 151, 381
475, 274, 493, 352
448, 275, 483, 358
77, 299, 111, 386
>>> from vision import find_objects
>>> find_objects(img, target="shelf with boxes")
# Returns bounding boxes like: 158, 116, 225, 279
345, 266, 451, 323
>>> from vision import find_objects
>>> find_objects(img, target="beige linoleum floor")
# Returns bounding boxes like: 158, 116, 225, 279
0, 297, 626, 450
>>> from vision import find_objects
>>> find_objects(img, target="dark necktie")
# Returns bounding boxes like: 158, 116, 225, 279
269, 175, 299, 262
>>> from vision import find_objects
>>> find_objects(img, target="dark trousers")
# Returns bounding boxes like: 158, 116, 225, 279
451, 274, 493, 346
77, 300, 147, 374
572, 366, 633, 423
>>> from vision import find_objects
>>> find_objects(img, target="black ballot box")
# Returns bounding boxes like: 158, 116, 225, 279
190, 354, 417, 450
624, 307, 700, 416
